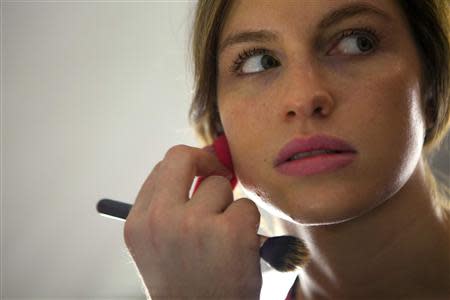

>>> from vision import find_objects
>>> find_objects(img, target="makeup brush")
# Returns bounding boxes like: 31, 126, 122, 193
97, 135, 309, 271
97, 198, 309, 272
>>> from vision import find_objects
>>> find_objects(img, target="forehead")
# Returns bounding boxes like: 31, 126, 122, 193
220, 0, 403, 42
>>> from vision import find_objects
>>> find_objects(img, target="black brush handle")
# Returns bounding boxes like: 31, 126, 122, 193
97, 198, 132, 220
96, 198, 309, 271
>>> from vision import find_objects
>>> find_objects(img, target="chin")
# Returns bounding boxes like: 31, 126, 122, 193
241, 182, 387, 227
291, 188, 390, 226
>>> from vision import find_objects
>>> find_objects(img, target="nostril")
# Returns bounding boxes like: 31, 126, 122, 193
314, 106, 323, 114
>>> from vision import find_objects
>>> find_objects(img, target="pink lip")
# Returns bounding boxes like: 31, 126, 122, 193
274, 134, 357, 176
275, 152, 357, 177
275, 135, 356, 166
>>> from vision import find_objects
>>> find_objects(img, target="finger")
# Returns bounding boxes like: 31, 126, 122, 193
131, 161, 163, 215
156, 145, 232, 206
187, 175, 234, 214
190, 144, 230, 196
223, 198, 261, 232
201, 144, 215, 155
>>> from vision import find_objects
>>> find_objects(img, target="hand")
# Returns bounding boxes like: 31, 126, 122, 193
123, 145, 263, 299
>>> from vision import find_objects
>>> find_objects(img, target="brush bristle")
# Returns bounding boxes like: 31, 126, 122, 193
259, 235, 309, 272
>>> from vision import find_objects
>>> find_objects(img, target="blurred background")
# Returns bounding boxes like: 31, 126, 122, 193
1, 1, 449, 299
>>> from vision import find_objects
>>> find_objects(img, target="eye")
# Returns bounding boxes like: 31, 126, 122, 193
241, 53, 280, 74
231, 48, 280, 75
328, 27, 379, 56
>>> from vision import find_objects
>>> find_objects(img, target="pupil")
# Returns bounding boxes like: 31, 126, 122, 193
261, 55, 276, 69
357, 37, 372, 52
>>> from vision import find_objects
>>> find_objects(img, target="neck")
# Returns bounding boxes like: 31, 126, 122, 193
286, 159, 450, 299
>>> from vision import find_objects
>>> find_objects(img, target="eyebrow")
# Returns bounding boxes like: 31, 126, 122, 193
318, 2, 391, 29
219, 30, 278, 54
218, 2, 391, 54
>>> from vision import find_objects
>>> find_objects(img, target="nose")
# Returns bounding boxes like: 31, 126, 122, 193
280, 63, 335, 121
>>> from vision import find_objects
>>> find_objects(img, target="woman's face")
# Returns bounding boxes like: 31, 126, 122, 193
217, 0, 428, 225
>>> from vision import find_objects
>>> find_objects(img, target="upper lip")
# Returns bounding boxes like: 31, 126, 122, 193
274, 134, 357, 166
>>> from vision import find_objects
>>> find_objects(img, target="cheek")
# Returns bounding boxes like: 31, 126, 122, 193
219, 89, 273, 143
219, 93, 274, 186
337, 50, 425, 139
365, 56, 425, 141
340, 56, 426, 206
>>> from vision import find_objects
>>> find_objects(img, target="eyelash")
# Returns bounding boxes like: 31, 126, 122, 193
230, 26, 380, 76
230, 48, 271, 74
334, 26, 379, 51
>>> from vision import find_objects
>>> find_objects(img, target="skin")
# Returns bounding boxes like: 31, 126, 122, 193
124, 147, 263, 299
217, 0, 450, 299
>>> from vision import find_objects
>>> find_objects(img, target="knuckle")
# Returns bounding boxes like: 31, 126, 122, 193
138, 161, 163, 197
164, 144, 191, 161
238, 197, 260, 212
123, 219, 138, 249
236, 198, 261, 221
205, 175, 231, 188
162, 145, 195, 171
198, 176, 233, 200
152, 160, 163, 173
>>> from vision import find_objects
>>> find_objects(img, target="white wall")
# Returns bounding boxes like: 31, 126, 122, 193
3, 1, 197, 298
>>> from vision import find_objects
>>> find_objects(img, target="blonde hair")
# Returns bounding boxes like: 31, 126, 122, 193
188, 0, 450, 206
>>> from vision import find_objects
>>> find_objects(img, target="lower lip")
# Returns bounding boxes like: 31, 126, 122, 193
275, 152, 357, 177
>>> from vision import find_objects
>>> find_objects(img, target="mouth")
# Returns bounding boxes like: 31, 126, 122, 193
275, 150, 357, 177
285, 149, 347, 162
274, 134, 357, 167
